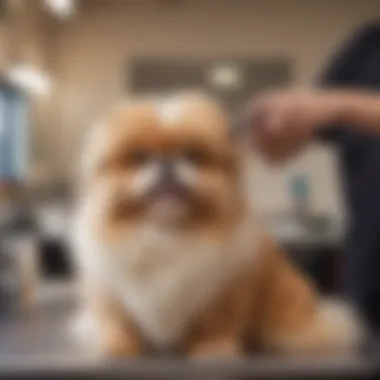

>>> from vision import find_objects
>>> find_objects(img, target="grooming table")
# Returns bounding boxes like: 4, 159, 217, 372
0, 298, 374, 380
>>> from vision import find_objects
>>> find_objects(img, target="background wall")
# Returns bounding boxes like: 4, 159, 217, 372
35, 0, 380, 217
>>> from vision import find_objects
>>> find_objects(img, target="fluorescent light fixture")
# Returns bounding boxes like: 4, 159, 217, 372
209, 64, 243, 90
7, 65, 52, 95
43, 0, 76, 19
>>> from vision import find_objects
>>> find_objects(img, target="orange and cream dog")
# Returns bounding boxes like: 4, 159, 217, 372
72, 92, 363, 357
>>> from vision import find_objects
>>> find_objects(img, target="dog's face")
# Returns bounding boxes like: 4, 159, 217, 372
81, 94, 242, 237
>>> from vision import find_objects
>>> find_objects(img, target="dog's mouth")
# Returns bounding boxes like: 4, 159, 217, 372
147, 181, 190, 203
141, 180, 194, 223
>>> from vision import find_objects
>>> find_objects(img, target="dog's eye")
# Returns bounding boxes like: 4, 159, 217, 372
182, 147, 209, 166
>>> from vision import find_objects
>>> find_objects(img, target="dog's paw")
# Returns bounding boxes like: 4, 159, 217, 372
102, 326, 141, 358
188, 338, 242, 360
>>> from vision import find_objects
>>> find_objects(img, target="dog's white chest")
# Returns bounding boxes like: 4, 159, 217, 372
99, 227, 251, 348
110, 237, 234, 347
75, 220, 256, 348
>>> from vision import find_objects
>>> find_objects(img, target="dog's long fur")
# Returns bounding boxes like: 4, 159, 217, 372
72, 93, 363, 357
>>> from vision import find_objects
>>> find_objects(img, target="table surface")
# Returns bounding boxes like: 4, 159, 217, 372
0, 297, 375, 380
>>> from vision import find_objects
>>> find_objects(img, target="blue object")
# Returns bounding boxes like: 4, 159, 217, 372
290, 174, 309, 199
0, 84, 28, 182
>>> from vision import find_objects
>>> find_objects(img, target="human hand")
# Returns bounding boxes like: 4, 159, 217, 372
246, 89, 339, 163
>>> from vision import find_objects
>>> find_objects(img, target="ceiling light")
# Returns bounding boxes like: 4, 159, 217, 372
7, 65, 52, 95
43, 0, 76, 19
209, 64, 243, 90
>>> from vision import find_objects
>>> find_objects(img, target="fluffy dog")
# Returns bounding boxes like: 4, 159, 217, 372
72, 92, 363, 357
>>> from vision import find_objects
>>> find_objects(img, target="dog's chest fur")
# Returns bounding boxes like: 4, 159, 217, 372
77, 222, 256, 348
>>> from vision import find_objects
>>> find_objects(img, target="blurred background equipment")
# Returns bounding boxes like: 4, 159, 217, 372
7, 63, 52, 95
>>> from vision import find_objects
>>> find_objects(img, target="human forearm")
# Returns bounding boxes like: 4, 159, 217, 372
323, 91, 380, 134
250, 89, 380, 166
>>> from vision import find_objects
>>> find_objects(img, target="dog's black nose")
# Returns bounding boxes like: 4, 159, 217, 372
160, 159, 176, 184
147, 159, 188, 200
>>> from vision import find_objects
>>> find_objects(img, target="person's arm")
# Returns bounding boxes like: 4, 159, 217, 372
248, 89, 380, 164
328, 91, 380, 133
